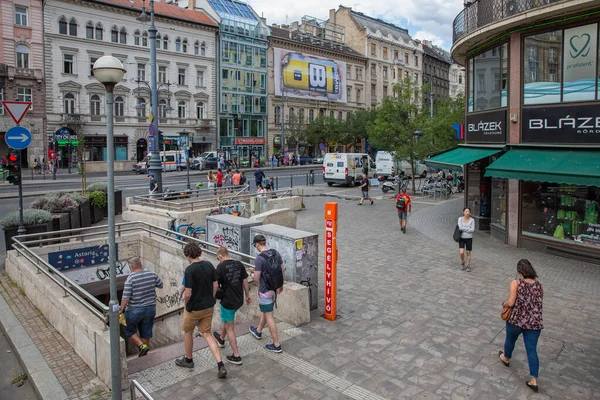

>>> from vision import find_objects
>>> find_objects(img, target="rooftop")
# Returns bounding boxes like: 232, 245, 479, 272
269, 25, 364, 58
349, 9, 413, 43
207, 0, 258, 21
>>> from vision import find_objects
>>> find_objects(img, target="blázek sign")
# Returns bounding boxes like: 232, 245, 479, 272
466, 110, 506, 143
522, 104, 600, 143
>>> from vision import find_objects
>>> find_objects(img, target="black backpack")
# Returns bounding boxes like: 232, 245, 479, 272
396, 195, 406, 209
258, 251, 284, 291
240, 174, 247, 185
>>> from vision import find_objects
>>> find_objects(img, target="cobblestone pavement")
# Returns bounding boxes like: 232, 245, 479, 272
134, 193, 600, 400
0, 274, 110, 400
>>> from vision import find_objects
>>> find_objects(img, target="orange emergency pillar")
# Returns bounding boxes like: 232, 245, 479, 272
324, 202, 337, 321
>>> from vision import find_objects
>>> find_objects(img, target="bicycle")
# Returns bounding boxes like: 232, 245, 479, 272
166, 212, 206, 241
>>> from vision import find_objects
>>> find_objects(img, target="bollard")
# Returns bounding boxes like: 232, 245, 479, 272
306, 173, 309, 186
275, 176, 279, 190
290, 175, 293, 188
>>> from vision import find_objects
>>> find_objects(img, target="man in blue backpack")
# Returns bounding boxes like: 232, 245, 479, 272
249, 235, 285, 353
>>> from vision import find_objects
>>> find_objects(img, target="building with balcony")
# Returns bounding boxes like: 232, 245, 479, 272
449, 63, 465, 99
182, 0, 269, 167
420, 40, 452, 107
44, 0, 217, 171
267, 17, 367, 158
428, 0, 600, 262
329, 6, 423, 108
0, 0, 45, 166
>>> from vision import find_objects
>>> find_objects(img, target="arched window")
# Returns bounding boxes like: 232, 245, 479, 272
288, 107, 294, 122
68, 18, 77, 36
178, 100, 186, 118
162, 35, 168, 50
134, 30, 141, 46
119, 27, 127, 44
298, 108, 305, 123
156, 34, 161, 48
196, 101, 205, 119
114, 96, 124, 117
111, 25, 118, 43
194, 41, 199, 55
175, 38, 181, 52
16, 45, 29, 69
200, 42, 206, 56
142, 31, 148, 47
159, 99, 167, 118
59, 17, 67, 35
136, 98, 146, 117
308, 109, 314, 122
95, 23, 103, 40
86, 21, 94, 39
274, 106, 281, 124
329, 110, 334, 119
90, 95, 101, 115
182, 39, 188, 53
63, 93, 75, 114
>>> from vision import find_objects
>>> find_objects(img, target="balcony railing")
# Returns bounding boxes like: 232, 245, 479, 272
453, 0, 567, 44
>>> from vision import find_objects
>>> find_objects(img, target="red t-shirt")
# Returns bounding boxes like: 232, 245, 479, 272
395, 193, 411, 211
216, 171, 223, 185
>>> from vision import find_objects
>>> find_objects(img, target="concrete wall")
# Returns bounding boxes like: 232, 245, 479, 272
85, 161, 132, 173
250, 208, 297, 229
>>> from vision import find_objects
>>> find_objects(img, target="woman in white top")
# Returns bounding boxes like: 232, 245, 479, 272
458, 207, 475, 272
207, 170, 216, 195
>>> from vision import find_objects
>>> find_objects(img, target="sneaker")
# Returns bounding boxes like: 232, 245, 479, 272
357, 203, 363, 206
138, 344, 149, 357
265, 343, 282, 353
175, 356, 194, 369
226, 354, 243, 365
218, 364, 227, 379
213, 331, 225, 348
461, 261, 466, 270
249, 326, 262, 340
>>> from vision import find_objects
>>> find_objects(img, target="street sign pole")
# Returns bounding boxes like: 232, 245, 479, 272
17, 149, 25, 235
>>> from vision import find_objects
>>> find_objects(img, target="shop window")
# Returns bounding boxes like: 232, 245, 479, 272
491, 178, 507, 230
521, 182, 600, 248
523, 30, 562, 104
466, 159, 491, 219
472, 46, 502, 111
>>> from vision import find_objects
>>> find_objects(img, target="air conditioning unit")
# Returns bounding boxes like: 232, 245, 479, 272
506, 0, 519, 16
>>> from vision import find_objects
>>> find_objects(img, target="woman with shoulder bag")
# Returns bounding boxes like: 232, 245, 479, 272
498, 259, 544, 393
458, 207, 475, 271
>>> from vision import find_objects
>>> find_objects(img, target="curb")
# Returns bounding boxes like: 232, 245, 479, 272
0, 285, 68, 400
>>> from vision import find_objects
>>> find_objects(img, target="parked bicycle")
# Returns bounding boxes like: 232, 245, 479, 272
208, 198, 250, 218
166, 212, 206, 241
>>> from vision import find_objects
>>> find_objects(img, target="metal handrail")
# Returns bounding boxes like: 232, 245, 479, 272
130, 379, 154, 400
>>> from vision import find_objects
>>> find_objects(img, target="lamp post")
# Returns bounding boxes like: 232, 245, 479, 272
137, 0, 162, 192
92, 55, 126, 400
178, 129, 191, 190
280, 92, 287, 160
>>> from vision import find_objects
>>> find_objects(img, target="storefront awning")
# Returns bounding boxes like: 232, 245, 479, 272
425, 146, 504, 172
484, 148, 600, 187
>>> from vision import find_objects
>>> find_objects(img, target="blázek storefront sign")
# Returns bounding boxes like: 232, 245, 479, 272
522, 104, 600, 143
466, 109, 507, 143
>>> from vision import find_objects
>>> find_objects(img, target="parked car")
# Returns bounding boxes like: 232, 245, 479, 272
299, 155, 312, 165
313, 157, 324, 164
203, 157, 219, 170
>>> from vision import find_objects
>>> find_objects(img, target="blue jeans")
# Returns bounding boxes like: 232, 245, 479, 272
504, 322, 541, 378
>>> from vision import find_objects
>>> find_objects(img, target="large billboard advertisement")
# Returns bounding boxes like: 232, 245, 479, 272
273, 48, 347, 103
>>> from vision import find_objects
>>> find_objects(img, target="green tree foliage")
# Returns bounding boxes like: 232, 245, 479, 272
343, 109, 375, 151
305, 116, 344, 152
285, 110, 307, 153
422, 92, 465, 155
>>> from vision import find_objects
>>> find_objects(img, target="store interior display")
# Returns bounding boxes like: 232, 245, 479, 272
491, 178, 507, 229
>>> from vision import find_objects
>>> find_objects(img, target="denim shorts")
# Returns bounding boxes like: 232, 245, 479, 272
397, 211, 408, 220
124, 305, 156, 339
361, 191, 369, 198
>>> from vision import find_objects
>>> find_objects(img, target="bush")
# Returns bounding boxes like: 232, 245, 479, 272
29, 194, 58, 211
66, 193, 88, 205
0, 209, 52, 228
56, 196, 78, 211
86, 182, 108, 193
88, 190, 107, 208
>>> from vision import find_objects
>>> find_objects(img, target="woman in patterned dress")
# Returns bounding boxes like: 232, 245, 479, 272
498, 259, 544, 393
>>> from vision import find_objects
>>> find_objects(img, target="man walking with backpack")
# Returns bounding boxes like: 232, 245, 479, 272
396, 187, 411, 233
249, 235, 284, 353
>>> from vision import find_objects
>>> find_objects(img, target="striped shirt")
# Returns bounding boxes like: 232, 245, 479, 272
122, 269, 163, 310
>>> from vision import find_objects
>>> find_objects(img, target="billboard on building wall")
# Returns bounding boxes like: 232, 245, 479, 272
273, 48, 347, 103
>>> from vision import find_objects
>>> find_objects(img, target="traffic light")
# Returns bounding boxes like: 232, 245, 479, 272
4, 152, 21, 185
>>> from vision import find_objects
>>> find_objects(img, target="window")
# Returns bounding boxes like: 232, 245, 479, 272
200, 42, 206, 56
196, 70, 204, 87
114, 96, 124, 117
415, 73, 419, 83
404, 53, 409, 64
470, 43, 506, 111
137, 98, 146, 117
524, 30, 567, 104
346, 65, 352, 80
415, 55, 419, 67
156, 34, 161, 49
196, 102, 205, 119
90, 95, 101, 115
137, 63, 146, 81
15, 6, 28, 26
119, 28, 127, 44
383, 66, 388, 79
89, 57, 97, 75
175, 38, 181, 52
134, 30, 141, 46
86, 22, 94, 39
308, 109, 314, 122
178, 100, 186, 118
356, 88, 362, 103
159, 99, 168, 118
162, 35, 168, 50
274, 106, 281, 124
394, 50, 399, 60
459, 75, 463, 84
383, 85, 388, 96
69, 18, 77, 36
95, 23, 103, 40
63, 54, 74, 74
371, 83, 376, 97
370, 43, 377, 56
17, 87, 32, 103
142, 32, 148, 47
63, 93, 75, 114
59, 17, 67, 34
178, 68, 186, 85
383, 47, 388, 59
158, 66, 166, 83
194, 41, 199, 55
347, 86, 352, 102
111, 26, 118, 42
16, 45, 29, 69
355, 67, 362, 80
182, 39, 188, 53
298, 108, 304, 122
338, 111, 343, 121
370, 63, 376, 77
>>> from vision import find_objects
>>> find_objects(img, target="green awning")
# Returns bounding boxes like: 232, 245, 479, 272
484, 148, 600, 187
425, 146, 504, 172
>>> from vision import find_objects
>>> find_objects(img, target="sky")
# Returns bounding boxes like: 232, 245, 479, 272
247, 0, 464, 50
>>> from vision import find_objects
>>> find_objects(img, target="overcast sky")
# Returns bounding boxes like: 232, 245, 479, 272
248, 0, 463, 50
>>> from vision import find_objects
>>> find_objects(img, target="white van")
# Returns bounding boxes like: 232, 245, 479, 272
322, 153, 375, 186
399, 160, 428, 178
375, 151, 396, 179
134, 150, 188, 173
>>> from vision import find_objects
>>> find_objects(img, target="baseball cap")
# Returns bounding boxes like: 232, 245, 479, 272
253, 234, 266, 245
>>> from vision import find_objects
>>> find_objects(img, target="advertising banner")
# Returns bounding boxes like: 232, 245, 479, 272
235, 138, 265, 145
466, 110, 507, 143
273, 48, 347, 103
562, 24, 598, 102
522, 104, 600, 143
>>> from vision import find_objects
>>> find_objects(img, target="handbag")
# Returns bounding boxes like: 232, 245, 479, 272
453, 224, 461, 242
501, 303, 513, 321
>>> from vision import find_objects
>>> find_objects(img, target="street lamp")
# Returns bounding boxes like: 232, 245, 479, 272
281, 92, 287, 158
92, 55, 126, 400
137, 0, 163, 192
178, 129, 191, 190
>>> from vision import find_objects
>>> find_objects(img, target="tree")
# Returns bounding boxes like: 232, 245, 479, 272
422, 92, 465, 155
343, 109, 375, 152
368, 77, 428, 194
285, 111, 306, 154
305, 116, 344, 152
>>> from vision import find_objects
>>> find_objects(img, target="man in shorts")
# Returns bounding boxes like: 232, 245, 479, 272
175, 242, 227, 379
212, 247, 251, 365
358, 173, 374, 206
119, 257, 163, 357
395, 188, 411, 233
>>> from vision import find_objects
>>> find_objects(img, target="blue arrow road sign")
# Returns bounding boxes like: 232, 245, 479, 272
5, 126, 32, 150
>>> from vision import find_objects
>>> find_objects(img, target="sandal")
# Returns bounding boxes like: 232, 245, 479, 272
466, 265, 471, 272
498, 351, 509, 367
526, 381, 538, 393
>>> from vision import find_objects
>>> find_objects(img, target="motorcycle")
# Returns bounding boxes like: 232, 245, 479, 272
380, 175, 400, 194
456, 176, 465, 193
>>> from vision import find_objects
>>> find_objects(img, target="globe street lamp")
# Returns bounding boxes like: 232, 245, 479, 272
92, 55, 126, 400
178, 129, 191, 190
